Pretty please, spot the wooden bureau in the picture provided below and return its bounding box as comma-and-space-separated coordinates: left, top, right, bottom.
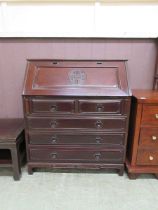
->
22, 60, 131, 175
126, 90, 158, 179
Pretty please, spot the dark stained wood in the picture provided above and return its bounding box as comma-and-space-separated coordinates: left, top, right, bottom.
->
23, 60, 131, 175
29, 146, 124, 163
28, 132, 125, 146
0, 119, 24, 140
126, 90, 158, 179
30, 98, 75, 114
23, 60, 131, 97
78, 99, 125, 114
0, 119, 25, 180
27, 116, 127, 131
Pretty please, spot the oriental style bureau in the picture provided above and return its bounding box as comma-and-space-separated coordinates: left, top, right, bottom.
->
22, 60, 131, 175
126, 90, 158, 179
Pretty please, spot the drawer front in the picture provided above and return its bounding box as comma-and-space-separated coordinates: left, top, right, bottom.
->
27, 117, 126, 131
79, 99, 124, 114
142, 105, 158, 125
139, 127, 158, 147
29, 147, 124, 163
28, 132, 125, 145
30, 99, 75, 114
137, 149, 158, 165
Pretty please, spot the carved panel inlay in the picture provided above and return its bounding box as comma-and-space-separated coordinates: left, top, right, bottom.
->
68, 70, 87, 85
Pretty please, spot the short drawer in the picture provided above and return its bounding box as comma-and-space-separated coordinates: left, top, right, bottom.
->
78, 99, 125, 114
28, 132, 125, 145
137, 149, 158, 165
139, 127, 158, 147
27, 117, 126, 131
30, 98, 75, 114
29, 147, 124, 163
141, 105, 158, 125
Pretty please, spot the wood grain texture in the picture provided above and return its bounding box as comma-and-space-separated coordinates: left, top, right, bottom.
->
0, 38, 157, 118
126, 90, 158, 179
23, 59, 131, 174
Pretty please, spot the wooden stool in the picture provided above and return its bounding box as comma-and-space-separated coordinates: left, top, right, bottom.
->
0, 119, 25, 180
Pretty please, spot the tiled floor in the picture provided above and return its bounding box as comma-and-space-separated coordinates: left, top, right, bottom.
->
0, 167, 158, 210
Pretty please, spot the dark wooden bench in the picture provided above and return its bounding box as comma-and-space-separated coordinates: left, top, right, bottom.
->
0, 119, 25, 180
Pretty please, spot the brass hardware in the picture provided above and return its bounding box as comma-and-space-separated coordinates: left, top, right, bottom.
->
149, 156, 154, 161
152, 136, 157, 141
155, 114, 158, 119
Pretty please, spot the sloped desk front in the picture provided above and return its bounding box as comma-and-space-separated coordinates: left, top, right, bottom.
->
23, 60, 131, 175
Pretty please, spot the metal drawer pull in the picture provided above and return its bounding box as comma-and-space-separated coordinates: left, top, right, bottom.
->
95, 137, 102, 144
155, 114, 158, 119
51, 136, 57, 144
96, 104, 104, 112
149, 156, 154, 161
152, 136, 157, 141
94, 152, 101, 161
95, 120, 103, 129
50, 105, 57, 112
50, 153, 57, 159
50, 120, 57, 128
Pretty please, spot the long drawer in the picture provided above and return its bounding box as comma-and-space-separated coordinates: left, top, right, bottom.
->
27, 117, 127, 131
29, 146, 124, 163
28, 132, 125, 145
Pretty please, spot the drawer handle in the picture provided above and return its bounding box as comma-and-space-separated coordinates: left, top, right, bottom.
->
94, 152, 101, 161
96, 104, 104, 112
51, 136, 57, 144
152, 136, 157, 141
50, 105, 57, 112
50, 152, 57, 159
155, 114, 158, 119
50, 120, 57, 128
149, 155, 154, 161
95, 137, 102, 144
95, 120, 103, 129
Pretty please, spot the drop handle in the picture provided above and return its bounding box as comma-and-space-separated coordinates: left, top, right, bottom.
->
96, 104, 104, 112
155, 114, 158, 119
94, 152, 101, 161
152, 136, 157, 141
50, 120, 57, 128
50, 104, 57, 112
149, 155, 154, 161
95, 120, 103, 129
50, 152, 57, 159
51, 136, 57, 144
95, 137, 102, 144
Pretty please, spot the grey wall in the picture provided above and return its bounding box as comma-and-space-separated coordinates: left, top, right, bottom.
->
0, 38, 157, 118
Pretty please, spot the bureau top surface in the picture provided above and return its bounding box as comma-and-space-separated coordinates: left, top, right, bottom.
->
0, 119, 24, 140
23, 60, 131, 97
132, 89, 158, 103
